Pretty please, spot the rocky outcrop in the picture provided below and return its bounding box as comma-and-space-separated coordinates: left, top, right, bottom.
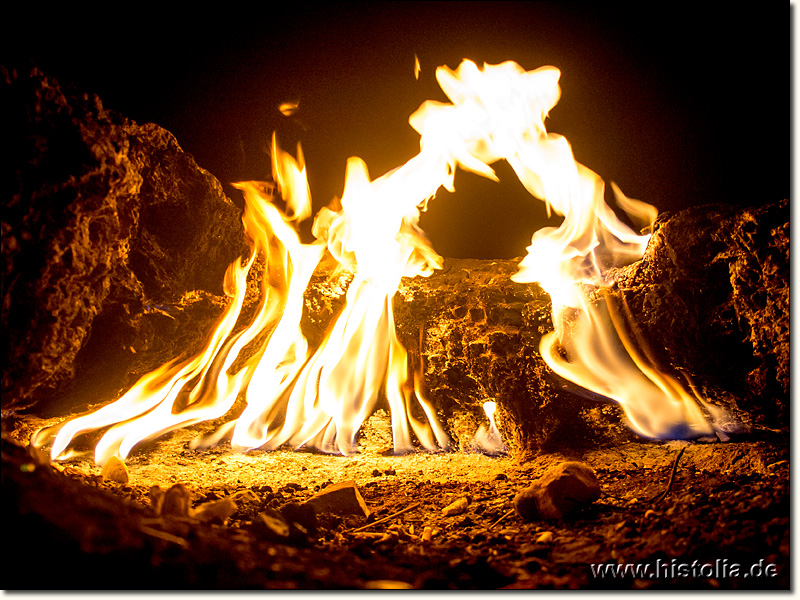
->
2, 66, 788, 456
1, 66, 246, 416
608, 199, 789, 429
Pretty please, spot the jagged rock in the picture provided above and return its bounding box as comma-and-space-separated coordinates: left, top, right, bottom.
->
608, 199, 789, 429
392, 258, 614, 453
1, 65, 247, 416
2, 66, 787, 457
304, 480, 370, 518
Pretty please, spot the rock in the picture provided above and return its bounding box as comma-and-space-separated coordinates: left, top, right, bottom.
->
280, 502, 318, 538
442, 497, 469, 516
1, 65, 246, 416
100, 456, 129, 484
160, 483, 192, 518
513, 462, 600, 521
363, 580, 414, 590
303, 480, 370, 518
608, 199, 789, 430
191, 497, 237, 524
535, 531, 554, 544
250, 509, 291, 541
250, 504, 316, 546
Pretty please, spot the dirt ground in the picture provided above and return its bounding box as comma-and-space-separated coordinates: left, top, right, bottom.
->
2, 410, 790, 591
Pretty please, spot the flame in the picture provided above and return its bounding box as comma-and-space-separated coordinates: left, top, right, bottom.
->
472, 401, 508, 455
36, 58, 725, 466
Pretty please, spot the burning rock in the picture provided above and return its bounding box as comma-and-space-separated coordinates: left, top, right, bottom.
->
5, 61, 788, 463
608, 199, 789, 430
1, 65, 246, 416
513, 461, 600, 521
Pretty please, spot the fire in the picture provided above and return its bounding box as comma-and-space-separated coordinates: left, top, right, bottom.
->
472, 401, 508, 455
35, 58, 723, 465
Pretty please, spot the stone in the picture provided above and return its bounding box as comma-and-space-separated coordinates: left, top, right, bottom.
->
513, 461, 601, 521
442, 497, 469, 516
250, 509, 291, 541
1, 65, 247, 416
303, 480, 370, 518
100, 456, 129, 484
608, 199, 789, 430
159, 483, 192, 518
191, 497, 237, 523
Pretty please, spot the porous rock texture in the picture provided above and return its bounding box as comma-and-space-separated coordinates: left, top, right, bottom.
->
1, 65, 247, 417
1, 65, 789, 458
607, 199, 789, 430
301, 200, 790, 454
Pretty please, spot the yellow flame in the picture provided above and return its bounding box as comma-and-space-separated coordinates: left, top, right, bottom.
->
472, 400, 507, 455
37, 58, 723, 465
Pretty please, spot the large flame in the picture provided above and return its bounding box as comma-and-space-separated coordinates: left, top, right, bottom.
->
36, 59, 722, 465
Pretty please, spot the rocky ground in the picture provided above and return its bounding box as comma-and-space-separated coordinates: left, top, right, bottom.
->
3, 411, 789, 591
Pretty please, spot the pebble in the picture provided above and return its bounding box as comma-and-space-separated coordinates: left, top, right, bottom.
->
535, 531, 554, 544
513, 461, 601, 521
304, 480, 370, 518
100, 456, 129, 484
442, 497, 469, 516
191, 497, 237, 523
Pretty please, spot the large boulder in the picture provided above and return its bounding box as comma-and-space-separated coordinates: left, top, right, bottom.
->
1, 65, 247, 417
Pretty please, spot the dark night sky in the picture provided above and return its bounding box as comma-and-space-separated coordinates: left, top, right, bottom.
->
4, 2, 789, 259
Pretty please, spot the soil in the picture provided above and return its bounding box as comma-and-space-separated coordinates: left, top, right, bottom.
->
2, 410, 790, 591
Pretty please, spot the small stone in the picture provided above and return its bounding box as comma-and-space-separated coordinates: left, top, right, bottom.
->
281, 502, 318, 537
513, 461, 600, 521
251, 509, 291, 540
303, 480, 370, 518
535, 531, 554, 544
161, 483, 192, 517
100, 456, 129, 484
191, 497, 237, 523
363, 580, 414, 589
421, 526, 434, 542
149, 485, 165, 514
442, 497, 469, 516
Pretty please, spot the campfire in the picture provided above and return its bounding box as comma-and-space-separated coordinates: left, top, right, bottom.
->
2, 45, 788, 591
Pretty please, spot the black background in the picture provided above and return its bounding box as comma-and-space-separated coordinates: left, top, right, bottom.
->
3, 2, 789, 258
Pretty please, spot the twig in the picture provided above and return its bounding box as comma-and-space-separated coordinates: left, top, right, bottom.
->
139, 524, 189, 547
599, 445, 687, 508
346, 502, 421, 533
488, 508, 515, 529
645, 445, 686, 505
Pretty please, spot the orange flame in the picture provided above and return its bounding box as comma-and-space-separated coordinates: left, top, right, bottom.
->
35, 58, 725, 466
